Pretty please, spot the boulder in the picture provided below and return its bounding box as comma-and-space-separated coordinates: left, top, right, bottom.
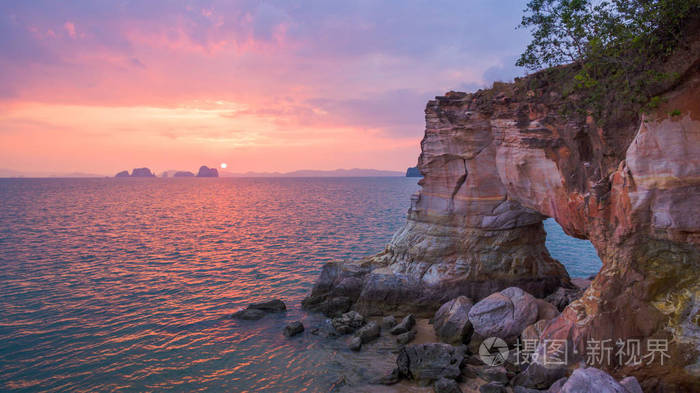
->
468, 287, 538, 342
512, 362, 567, 390
619, 376, 643, 393
434, 377, 463, 393
513, 387, 543, 393
397, 343, 465, 383
283, 321, 304, 337
390, 314, 416, 335
396, 329, 416, 345
248, 299, 286, 312
560, 367, 627, 393
331, 311, 364, 334
547, 377, 567, 393
231, 308, 267, 320
535, 299, 559, 321
348, 336, 362, 351
381, 315, 398, 329
355, 321, 380, 343
433, 296, 474, 344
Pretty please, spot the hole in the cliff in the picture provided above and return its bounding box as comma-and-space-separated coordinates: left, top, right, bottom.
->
543, 218, 602, 278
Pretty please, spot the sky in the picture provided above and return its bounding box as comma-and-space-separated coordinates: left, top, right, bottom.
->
0, 0, 531, 175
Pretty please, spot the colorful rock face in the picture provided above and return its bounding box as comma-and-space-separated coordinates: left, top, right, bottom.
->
305, 23, 700, 391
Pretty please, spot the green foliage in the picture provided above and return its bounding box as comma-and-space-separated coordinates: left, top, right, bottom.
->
517, 0, 700, 123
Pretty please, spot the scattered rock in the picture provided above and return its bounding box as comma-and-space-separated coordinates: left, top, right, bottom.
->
248, 299, 286, 312
348, 336, 362, 351
560, 367, 627, 393
619, 376, 643, 393
355, 321, 380, 343
434, 377, 463, 393
231, 308, 267, 320
513, 387, 542, 393
397, 343, 465, 383
382, 315, 398, 329
433, 296, 474, 344
283, 321, 304, 337
479, 382, 506, 393
390, 314, 416, 335
468, 287, 538, 342
323, 296, 353, 317
396, 329, 416, 345
331, 311, 364, 334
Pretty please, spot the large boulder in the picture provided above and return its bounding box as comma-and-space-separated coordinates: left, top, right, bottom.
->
390, 314, 416, 335
468, 287, 538, 342
397, 343, 466, 383
231, 308, 267, 320
355, 321, 380, 343
248, 299, 286, 312
433, 296, 474, 344
283, 321, 304, 337
559, 367, 627, 393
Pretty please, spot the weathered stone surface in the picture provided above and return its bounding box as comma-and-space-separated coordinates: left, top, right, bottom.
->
521, 319, 549, 342
397, 343, 465, 383
396, 329, 416, 345
434, 296, 474, 344
547, 377, 567, 393
355, 321, 380, 344
248, 299, 286, 312
331, 311, 364, 335
468, 287, 538, 342
476, 366, 509, 384
512, 362, 567, 390
372, 367, 401, 385
544, 287, 582, 312
390, 314, 416, 335
560, 367, 627, 393
434, 377, 463, 393
283, 321, 304, 337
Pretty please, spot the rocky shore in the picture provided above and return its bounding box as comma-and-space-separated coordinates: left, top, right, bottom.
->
301, 20, 700, 392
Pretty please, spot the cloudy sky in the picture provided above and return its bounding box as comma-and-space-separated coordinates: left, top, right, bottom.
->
0, 0, 531, 175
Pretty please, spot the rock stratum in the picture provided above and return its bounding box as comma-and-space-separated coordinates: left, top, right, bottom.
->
304, 22, 700, 391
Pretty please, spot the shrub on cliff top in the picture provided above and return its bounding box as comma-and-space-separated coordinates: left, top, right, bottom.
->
517, 0, 700, 123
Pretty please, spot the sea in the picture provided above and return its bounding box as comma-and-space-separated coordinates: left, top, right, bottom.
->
0, 177, 601, 392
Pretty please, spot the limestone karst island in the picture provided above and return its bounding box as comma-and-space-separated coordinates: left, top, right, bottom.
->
0, 1, 698, 392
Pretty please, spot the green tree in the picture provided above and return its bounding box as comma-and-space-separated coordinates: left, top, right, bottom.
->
517, 0, 699, 121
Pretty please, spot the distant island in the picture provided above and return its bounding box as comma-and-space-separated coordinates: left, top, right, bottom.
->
115, 168, 155, 177
405, 167, 422, 177
196, 166, 219, 177
173, 171, 194, 177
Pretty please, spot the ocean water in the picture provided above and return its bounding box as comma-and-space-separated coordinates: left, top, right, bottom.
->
0, 178, 601, 392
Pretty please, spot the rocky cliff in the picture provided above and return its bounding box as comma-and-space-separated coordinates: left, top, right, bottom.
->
304, 21, 699, 391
